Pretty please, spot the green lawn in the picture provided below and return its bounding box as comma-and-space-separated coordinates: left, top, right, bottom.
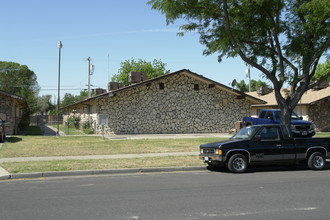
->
1, 156, 204, 174
0, 136, 221, 173
0, 136, 222, 158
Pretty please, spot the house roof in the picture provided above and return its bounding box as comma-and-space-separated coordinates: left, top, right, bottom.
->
246, 86, 330, 107
61, 69, 266, 110
0, 90, 26, 102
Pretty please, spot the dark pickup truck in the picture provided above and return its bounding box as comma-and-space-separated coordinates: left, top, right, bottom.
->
199, 124, 330, 173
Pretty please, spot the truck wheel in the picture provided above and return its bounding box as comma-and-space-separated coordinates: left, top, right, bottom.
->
308, 152, 325, 170
228, 154, 248, 173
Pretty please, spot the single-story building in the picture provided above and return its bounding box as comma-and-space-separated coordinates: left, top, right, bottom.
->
0, 90, 29, 134
62, 69, 265, 134
246, 83, 330, 131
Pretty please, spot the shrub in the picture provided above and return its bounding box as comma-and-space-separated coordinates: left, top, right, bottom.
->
67, 115, 80, 129
82, 120, 94, 134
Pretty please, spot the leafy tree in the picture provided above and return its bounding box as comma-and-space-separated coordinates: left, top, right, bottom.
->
0, 61, 40, 113
235, 80, 249, 92
149, 0, 330, 126
235, 79, 271, 92
111, 58, 170, 86
35, 95, 55, 115
313, 58, 330, 82
56, 91, 92, 111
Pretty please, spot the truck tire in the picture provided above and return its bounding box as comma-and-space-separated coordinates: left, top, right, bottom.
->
228, 154, 248, 173
308, 152, 325, 170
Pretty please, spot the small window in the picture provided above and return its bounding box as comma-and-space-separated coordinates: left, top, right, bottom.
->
159, 83, 164, 90
194, 84, 199, 90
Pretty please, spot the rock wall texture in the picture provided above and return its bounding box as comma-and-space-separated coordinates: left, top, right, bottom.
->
95, 73, 251, 134
0, 94, 23, 134
309, 98, 330, 132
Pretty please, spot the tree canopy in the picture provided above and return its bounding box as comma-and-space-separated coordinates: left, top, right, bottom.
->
313, 58, 330, 82
149, 0, 330, 125
235, 79, 271, 93
0, 61, 40, 113
111, 58, 170, 86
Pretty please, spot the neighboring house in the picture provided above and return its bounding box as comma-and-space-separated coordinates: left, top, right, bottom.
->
62, 69, 265, 134
0, 90, 28, 135
246, 83, 330, 131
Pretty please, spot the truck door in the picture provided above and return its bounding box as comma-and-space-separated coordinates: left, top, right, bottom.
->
250, 126, 284, 162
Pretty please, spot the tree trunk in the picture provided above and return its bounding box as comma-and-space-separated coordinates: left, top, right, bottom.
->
274, 90, 293, 127
279, 105, 292, 127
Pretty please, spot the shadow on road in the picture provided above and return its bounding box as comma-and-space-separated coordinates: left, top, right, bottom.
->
207, 162, 330, 174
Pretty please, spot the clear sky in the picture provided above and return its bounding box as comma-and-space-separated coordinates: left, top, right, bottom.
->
1, 0, 262, 101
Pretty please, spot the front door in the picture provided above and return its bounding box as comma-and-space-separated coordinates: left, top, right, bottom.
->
250, 126, 283, 162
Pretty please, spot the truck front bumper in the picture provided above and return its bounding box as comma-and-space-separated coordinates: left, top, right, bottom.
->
199, 154, 224, 163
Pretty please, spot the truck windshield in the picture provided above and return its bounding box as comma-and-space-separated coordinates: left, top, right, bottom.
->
273, 111, 301, 120
231, 126, 259, 140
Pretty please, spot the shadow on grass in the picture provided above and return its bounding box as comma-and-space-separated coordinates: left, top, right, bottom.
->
6, 137, 23, 143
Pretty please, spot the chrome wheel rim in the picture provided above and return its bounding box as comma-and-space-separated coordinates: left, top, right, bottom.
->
233, 158, 245, 171
313, 156, 324, 169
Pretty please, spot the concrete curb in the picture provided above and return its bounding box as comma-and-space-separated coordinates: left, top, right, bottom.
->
0, 166, 10, 180
2, 166, 206, 180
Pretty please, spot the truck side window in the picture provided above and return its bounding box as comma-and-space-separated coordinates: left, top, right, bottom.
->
266, 111, 274, 120
259, 111, 266, 118
257, 127, 280, 141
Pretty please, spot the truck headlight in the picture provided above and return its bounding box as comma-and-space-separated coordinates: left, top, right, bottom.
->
214, 149, 222, 155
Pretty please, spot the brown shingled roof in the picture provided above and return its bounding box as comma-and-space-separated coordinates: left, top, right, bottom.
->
246, 86, 330, 107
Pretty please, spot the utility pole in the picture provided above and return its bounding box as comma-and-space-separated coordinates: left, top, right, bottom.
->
87, 56, 91, 98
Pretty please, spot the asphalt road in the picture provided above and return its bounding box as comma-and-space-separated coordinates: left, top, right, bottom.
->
1, 167, 330, 220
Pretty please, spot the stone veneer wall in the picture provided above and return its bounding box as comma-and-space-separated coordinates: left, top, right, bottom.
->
0, 94, 18, 134
309, 98, 330, 132
96, 73, 251, 134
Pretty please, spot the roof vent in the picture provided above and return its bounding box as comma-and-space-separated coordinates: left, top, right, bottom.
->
128, 72, 148, 84
108, 82, 123, 91
313, 81, 329, 90
256, 86, 273, 96
95, 88, 107, 95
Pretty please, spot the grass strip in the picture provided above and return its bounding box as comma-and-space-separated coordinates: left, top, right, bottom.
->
0, 156, 204, 174
0, 136, 222, 158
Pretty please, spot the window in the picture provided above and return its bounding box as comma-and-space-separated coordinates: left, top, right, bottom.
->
159, 83, 164, 90
257, 127, 280, 141
194, 84, 199, 90
265, 111, 274, 120
259, 111, 266, 118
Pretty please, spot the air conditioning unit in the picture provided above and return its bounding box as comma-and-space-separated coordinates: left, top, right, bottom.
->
108, 82, 123, 91
128, 72, 148, 84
